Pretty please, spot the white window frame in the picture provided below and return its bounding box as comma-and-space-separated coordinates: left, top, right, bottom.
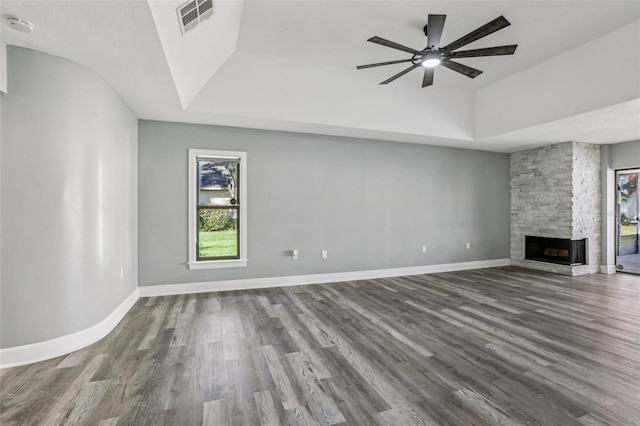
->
188, 149, 248, 269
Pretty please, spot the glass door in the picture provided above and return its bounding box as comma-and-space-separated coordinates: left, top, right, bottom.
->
616, 169, 640, 274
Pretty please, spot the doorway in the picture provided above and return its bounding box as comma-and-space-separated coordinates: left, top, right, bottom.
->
616, 168, 640, 274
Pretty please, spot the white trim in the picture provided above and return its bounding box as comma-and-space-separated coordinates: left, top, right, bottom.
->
139, 258, 511, 297
0, 259, 510, 368
188, 259, 248, 269
0, 288, 140, 369
600, 265, 617, 274
188, 149, 248, 270
0, 42, 7, 94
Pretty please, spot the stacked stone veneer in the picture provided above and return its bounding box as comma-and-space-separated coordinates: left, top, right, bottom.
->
511, 142, 601, 275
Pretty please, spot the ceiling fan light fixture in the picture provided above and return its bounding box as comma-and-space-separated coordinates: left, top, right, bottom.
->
357, 14, 517, 88
421, 51, 441, 68
421, 58, 441, 68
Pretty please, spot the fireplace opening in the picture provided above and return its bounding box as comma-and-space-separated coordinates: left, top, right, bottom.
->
525, 236, 587, 265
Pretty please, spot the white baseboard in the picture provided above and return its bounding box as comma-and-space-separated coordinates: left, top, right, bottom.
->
139, 258, 511, 297
600, 265, 617, 274
0, 258, 510, 368
0, 288, 140, 369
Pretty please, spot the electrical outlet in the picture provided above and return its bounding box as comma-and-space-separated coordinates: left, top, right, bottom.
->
422, 245, 427, 253
120, 267, 124, 279
466, 242, 471, 250
321, 250, 328, 259
292, 249, 299, 260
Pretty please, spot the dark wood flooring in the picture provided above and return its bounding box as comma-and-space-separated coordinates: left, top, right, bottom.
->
1, 266, 639, 425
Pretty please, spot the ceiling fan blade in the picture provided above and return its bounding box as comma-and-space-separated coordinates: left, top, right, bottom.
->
356, 59, 413, 70
441, 60, 483, 78
422, 67, 435, 87
426, 14, 446, 50
443, 16, 511, 52
450, 44, 518, 58
380, 64, 420, 84
368, 36, 422, 55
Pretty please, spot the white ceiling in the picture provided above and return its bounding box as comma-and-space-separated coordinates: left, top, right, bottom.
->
1, 0, 639, 152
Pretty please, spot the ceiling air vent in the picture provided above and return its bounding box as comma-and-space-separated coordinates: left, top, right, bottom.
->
177, 0, 214, 35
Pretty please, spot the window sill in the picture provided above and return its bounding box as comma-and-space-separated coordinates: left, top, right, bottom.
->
188, 259, 248, 270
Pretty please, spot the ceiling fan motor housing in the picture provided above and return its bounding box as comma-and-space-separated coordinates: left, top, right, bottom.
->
412, 50, 443, 66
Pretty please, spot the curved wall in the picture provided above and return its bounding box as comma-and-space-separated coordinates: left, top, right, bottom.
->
0, 47, 138, 349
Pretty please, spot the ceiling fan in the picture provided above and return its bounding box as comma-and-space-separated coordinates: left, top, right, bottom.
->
357, 14, 518, 88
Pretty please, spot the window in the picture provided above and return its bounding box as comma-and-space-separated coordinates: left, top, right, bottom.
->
188, 149, 247, 269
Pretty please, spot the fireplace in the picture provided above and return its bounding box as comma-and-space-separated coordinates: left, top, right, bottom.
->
525, 236, 587, 266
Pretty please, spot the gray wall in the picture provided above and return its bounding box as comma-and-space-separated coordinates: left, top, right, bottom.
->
138, 121, 510, 286
0, 47, 138, 348
600, 140, 640, 267
607, 140, 640, 170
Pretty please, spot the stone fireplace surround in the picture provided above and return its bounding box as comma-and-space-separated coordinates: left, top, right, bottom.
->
511, 142, 601, 275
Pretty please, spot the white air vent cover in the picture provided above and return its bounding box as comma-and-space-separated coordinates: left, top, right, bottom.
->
177, 0, 214, 35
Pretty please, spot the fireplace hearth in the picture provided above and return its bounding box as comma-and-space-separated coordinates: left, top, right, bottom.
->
525, 236, 587, 266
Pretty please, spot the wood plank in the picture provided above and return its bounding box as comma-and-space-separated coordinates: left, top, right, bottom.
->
261, 345, 302, 410
285, 351, 345, 424
202, 399, 229, 426
273, 304, 332, 379
254, 390, 283, 426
